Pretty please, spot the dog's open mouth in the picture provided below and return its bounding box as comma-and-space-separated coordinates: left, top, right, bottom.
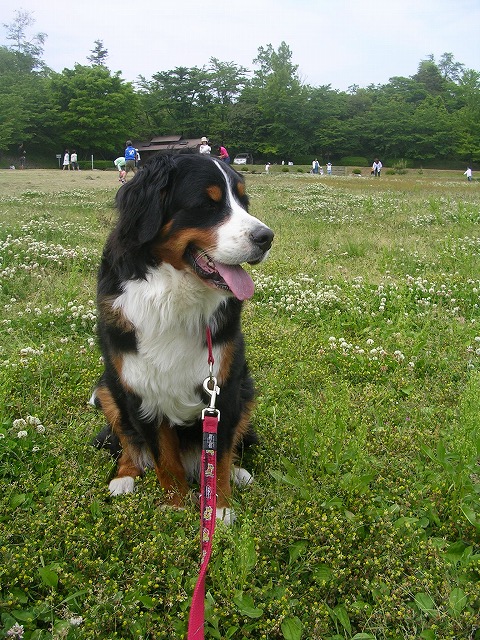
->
185, 247, 255, 300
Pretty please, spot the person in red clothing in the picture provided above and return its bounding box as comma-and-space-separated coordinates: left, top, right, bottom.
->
218, 145, 230, 164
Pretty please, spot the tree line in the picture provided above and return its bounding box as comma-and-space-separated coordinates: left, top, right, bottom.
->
1, 10, 479, 166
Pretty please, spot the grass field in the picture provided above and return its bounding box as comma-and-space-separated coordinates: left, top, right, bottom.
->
0, 168, 479, 640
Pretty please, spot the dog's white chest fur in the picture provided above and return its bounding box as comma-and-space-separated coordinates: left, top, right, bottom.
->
114, 264, 224, 425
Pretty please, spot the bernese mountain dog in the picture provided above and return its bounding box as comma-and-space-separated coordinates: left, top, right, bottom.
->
91, 153, 274, 524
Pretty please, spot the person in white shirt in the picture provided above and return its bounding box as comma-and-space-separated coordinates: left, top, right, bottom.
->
372, 158, 383, 177
199, 136, 211, 155
464, 167, 473, 182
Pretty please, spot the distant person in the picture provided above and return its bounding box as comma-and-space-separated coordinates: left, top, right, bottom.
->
312, 159, 319, 174
63, 149, 70, 170
19, 150, 26, 169
124, 140, 137, 177
135, 149, 141, 168
199, 137, 211, 155
265, 162, 270, 174
464, 167, 473, 182
118, 167, 127, 184
114, 156, 126, 172
218, 145, 230, 164
372, 158, 382, 177
70, 150, 79, 170
326, 162, 332, 175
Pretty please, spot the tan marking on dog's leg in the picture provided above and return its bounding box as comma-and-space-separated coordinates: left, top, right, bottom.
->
217, 341, 235, 386
96, 385, 143, 494
216, 451, 233, 510
232, 401, 255, 450
154, 421, 189, 508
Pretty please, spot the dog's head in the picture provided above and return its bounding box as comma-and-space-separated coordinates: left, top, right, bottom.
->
107, 153, 273, 300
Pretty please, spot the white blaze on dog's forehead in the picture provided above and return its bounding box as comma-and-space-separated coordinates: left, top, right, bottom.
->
212, 160, 271, 262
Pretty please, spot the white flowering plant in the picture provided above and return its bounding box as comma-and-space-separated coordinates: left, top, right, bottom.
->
0, 171, 479, 639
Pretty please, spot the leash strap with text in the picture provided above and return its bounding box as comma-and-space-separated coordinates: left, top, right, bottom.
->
187, 328, 219, 640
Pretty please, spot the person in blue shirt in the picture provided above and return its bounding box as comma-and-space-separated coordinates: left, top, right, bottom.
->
124, 140, 137, 177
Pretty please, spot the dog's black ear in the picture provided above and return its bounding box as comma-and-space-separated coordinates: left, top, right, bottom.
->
115, 154, 175, 246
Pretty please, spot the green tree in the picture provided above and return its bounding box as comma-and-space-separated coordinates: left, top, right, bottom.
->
250, 42, 309, 158
454, 69, 480, 162
207, 57, 249, 141
410, 96, 456, 161
0, 46, 56, 155
413, 58, 447, 95
137, 66, 211, 137
49, 64, 138, 156
2, 9, 47, 71
87, 40, 109, 67
437, 52, 465, 83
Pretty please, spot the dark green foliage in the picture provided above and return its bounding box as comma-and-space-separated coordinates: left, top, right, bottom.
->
1, 23, 480, 167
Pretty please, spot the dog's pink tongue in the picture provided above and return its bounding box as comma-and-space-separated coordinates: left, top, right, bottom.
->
215, 263, 255, 300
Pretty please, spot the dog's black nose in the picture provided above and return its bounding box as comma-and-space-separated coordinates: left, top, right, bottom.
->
251, 226, 274, 252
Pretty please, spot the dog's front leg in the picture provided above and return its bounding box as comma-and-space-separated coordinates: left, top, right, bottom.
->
155, 421, 189, 508
215, 451, 235, 524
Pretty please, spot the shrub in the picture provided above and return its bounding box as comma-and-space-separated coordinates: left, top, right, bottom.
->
385, 168, 396, 175
352, 168, 362, 175
78, 160, 115, 171
339, 156, 369, 166
282, 167, 290, 173
392, 159, 408, 174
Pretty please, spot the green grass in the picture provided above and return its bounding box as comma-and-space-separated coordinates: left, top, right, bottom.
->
0, 170, 479, 639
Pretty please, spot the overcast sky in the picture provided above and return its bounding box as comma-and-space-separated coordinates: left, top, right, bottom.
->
2, 0, 479, 91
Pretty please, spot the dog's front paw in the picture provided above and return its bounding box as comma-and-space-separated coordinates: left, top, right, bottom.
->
216, 507, 236, 525
109, 476, 135, 496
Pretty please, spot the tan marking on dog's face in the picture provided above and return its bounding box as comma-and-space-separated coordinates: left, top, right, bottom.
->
154, 226, 217, 271
236, 182, 246, 198
206, 185, 223, 202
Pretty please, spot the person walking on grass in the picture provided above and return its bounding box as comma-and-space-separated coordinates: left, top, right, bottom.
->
464, 167, 473, 182
62, 150, 70, 170
372, 158, 382, 177
71, 150, 79, 171
124, 140, 137, 177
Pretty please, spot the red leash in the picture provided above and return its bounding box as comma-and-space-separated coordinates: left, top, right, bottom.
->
187, 328, 220, 640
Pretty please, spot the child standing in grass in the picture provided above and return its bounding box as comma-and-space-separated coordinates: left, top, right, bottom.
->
62, 149, 70, 170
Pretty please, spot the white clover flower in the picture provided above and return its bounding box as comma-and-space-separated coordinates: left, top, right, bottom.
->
69, 616, 83, 627
6, 623, 24, 638
26, 415, 41, 426
32, 446, 40, 452
17, 430, 28, 438
35, 424, 46, 434
13, 418, 27, 429
366, 338, 374, 346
